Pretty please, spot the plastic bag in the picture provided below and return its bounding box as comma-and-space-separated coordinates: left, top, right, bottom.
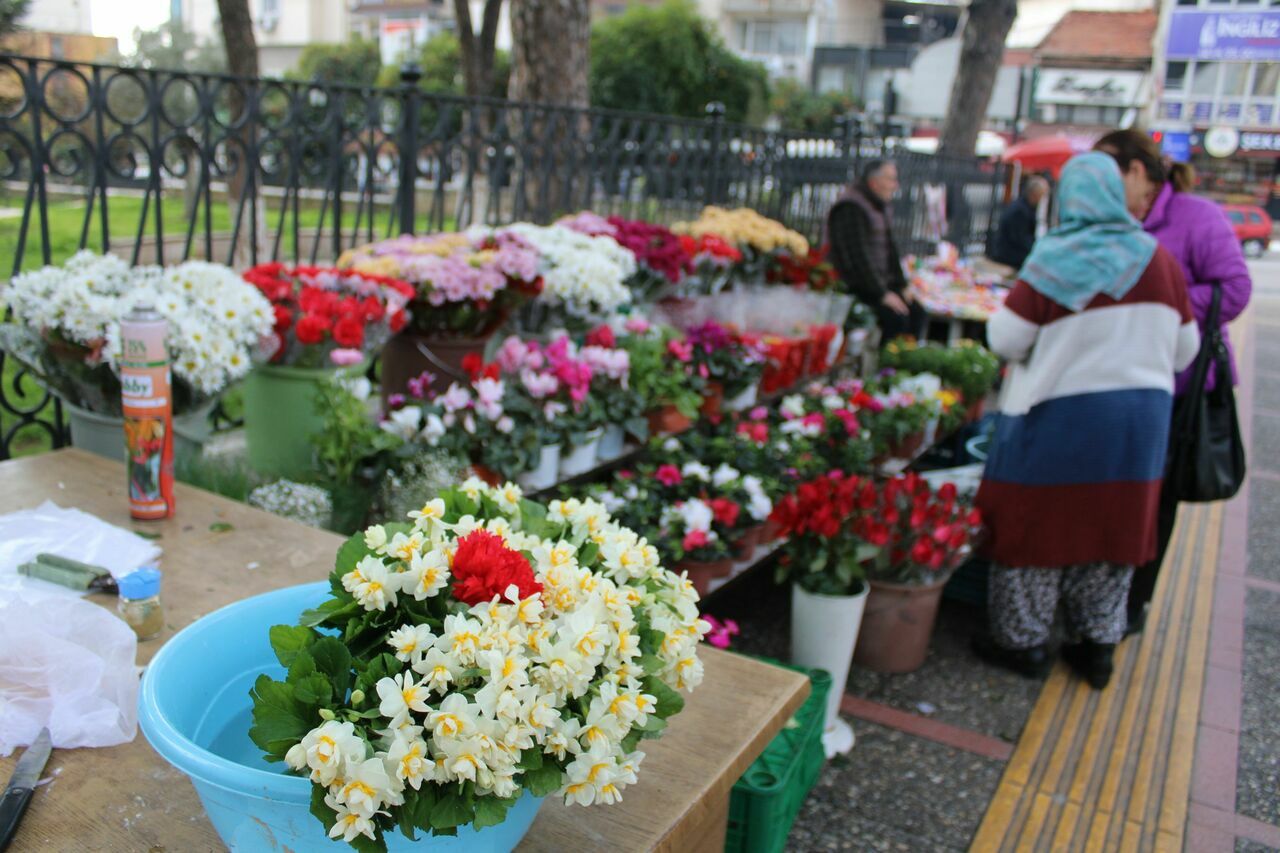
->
0, 501, 162, 594
0, 586, 139, 756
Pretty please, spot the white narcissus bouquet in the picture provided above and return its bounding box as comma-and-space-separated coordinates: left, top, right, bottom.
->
0, 251, 273, 415
250, 479, 709, 851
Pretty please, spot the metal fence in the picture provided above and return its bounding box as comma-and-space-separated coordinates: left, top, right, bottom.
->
0, 53, 1005, 459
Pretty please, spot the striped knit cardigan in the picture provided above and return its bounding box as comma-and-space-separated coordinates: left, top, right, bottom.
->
976, 246, 1201, 569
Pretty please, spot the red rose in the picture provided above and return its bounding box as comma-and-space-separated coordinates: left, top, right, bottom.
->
937, 482, 958, 502
450, 530, 542, 605
332, 314, 365, 349
294, 313, 331, 345
910, 538, 935, 565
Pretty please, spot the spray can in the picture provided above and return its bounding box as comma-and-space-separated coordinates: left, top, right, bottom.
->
120, 304, 175, 519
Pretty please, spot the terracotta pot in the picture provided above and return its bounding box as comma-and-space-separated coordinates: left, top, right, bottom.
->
647, 405, 692, 436
762, 518, 782, 543
853, 576, 949, 674
964, 399, 985, 424
699, 381, 724, 420
731, 531, 755, 561
380, 332, 489, 401
887, 430, 926, 461
470, 463, 504, 487
675, 557, 734, 596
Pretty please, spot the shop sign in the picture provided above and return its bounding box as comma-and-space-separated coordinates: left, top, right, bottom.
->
1240, 131, 1280, 153
1167, 10, 1280, 61
1161, 132, 1192, 163
1204, 126, 1240, 158
1034, 70, 1145, 106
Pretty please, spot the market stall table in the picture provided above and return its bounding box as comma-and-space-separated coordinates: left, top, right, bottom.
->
0, 449, 809, 852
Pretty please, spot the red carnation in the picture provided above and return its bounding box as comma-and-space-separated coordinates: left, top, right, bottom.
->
389, 309, 407, 333
655, 464, 683, 487
295, 313, 331, 345
272, 304, 293, 331
585, 325, 616, 349
332, 314, 365, 349
450, 530, 542, 605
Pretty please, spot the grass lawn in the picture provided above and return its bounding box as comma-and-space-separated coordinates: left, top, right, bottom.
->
0, 191, 399, 272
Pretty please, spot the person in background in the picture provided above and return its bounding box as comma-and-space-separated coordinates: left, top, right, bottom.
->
827, 159, 924, 341
973, 153, 1200, 689
1093, 129, 1252, 634
990, 176, 1050, 270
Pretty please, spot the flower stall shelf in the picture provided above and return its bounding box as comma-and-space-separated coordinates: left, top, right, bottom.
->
771, 471, 874, 758
2, 446, 811, 852
242, 263, 413, 481
338, 232, 542, 400
0, 252, 272, 462
852, 475, 983, 673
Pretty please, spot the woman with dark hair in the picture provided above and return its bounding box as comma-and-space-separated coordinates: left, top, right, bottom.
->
826, 159, 924, 340
1094, 129, 1252, 633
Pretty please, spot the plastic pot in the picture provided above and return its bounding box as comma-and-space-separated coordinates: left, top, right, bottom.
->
791, 582, 868, 757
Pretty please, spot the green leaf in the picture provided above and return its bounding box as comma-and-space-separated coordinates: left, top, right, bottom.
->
293, 673, 333, 707
637, 653, 666, 676
522, 762, 564, 798
208, 521, 234, 533
335, 531, 375, 576
310, 781, 337, 831
639, 627, 666, 655
472, 795, 517, 829
288, 649, 317, 681
248, 675, 311, 759
430, 787, 475, 830
642, 675, 686, 719
397, 787, 434, 841
622, 727, 645, 754
310, 636, 353, 699
578, 541, 600, 566
517, 748, 544, 771
300, 598, 358, 628
637, 716, 668, 738
269, 624, 315, 668
348, 832, 386, 853
132, 529, 162, 540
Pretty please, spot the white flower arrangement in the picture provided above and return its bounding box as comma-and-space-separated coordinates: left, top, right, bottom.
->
0, 251, 273, 412
499, 223, 635, 321
252, 480, 709, 850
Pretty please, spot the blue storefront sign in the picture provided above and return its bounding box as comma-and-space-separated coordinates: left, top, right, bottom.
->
1161, 132, 1192, 163
1167, 10, 1280, 61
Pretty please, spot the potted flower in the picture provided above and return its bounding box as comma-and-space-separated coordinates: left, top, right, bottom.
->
242, 263, 414, 479
766, 245, 839, 291
660, 498, 734, 595
337, 231, 542, 400
621, 324, 706, 435
140, 480, 709, 852
0, 251, 272, 461
672, 206, 809, 286
770, 470, 876, 757
881, 338, 1000, 422
864, 380, 937, 464
676, 233, 743, 295
683, 321, 767, 416
852, 475, 983, 673
558, 213, 693, 303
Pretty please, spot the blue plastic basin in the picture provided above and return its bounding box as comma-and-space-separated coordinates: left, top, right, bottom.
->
138, 581, 544, 851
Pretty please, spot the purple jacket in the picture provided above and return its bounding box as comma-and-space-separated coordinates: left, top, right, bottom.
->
1144, 183, 1252, 394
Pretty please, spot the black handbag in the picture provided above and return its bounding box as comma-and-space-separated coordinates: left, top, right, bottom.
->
1167, 285, 1247, 503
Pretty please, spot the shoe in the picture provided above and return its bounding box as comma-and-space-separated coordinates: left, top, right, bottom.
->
1061, 641, 1116, 689
1124, 605, 1147, 638
971, 634, 1053, 679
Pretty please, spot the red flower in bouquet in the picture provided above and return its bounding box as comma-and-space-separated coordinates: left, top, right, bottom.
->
682, 530, 710, 552
295, 313, 331, 345
585, 325, 616, 349
655, 464, 683, 487
272, 305, 293, 331
332, 314, 365, 349
450, 530, 542, 605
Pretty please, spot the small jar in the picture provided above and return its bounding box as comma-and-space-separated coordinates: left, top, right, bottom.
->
117, 566, 164, 640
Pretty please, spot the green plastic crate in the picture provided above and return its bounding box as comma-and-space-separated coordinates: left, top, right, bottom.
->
725, 660, 831, 853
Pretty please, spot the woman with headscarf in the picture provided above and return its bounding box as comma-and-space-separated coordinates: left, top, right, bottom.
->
972, 153, 1201, 689
1093, 129, 1252, 634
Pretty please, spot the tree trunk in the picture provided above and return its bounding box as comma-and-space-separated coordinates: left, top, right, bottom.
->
508, 0, 590, 108
215, 0, 267, 265
506, 0, 591, 221
936, 0, 1017, 159
455, 0, 503, 99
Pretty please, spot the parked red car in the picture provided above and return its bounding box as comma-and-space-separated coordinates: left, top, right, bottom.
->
1222, 203, 1272, 258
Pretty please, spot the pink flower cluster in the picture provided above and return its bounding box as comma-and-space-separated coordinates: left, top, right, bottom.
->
357, 233, 540, 306
557, 211, 617, 238
494, 332, 630, 412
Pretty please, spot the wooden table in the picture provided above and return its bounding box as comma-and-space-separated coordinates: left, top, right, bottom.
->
0, 449, 809, 852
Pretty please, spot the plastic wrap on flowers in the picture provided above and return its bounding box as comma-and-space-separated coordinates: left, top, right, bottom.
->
249, 479, 711, 851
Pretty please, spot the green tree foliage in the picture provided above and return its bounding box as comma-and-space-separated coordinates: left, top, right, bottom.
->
770, 78, 858, 134
116, 20, 226, 72
291, 36, 382, 87
0, 0, 31, 38
375, 31, 511, 97
589, 0, 769, 123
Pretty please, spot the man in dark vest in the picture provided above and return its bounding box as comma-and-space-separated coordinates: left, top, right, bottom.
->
990, 176, 1049, 270
826, 159, 923, 342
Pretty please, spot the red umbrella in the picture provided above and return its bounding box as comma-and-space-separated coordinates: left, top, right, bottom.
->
1002, 135, 1089, 179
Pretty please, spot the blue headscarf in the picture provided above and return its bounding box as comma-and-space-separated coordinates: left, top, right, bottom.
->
1019, 151, 1158, 311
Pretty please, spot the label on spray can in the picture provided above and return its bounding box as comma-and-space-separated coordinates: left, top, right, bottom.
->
121, 305, 175, 519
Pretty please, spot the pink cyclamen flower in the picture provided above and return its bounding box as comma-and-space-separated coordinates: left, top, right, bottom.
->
406, 370, 437, 400
655, 464, 683, 487
329, 347, 364, 366
748, 406, 769, 421
624, 316, 651, 334
666, 339, 693, 363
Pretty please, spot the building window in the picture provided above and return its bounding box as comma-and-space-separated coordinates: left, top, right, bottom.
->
735, 19, 806, 57
170, 0, 182, 23
1221, 63, 1249, 96
261, 0, 280, 17
1166, 61, 1188, 92
1191, 62, 1220, 96
1254, 62, 1280, 97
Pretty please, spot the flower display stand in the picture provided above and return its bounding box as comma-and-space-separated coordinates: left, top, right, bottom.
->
790, 583, 867, 758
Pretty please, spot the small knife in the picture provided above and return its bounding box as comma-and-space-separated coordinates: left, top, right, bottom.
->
0, 727, 52, 852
